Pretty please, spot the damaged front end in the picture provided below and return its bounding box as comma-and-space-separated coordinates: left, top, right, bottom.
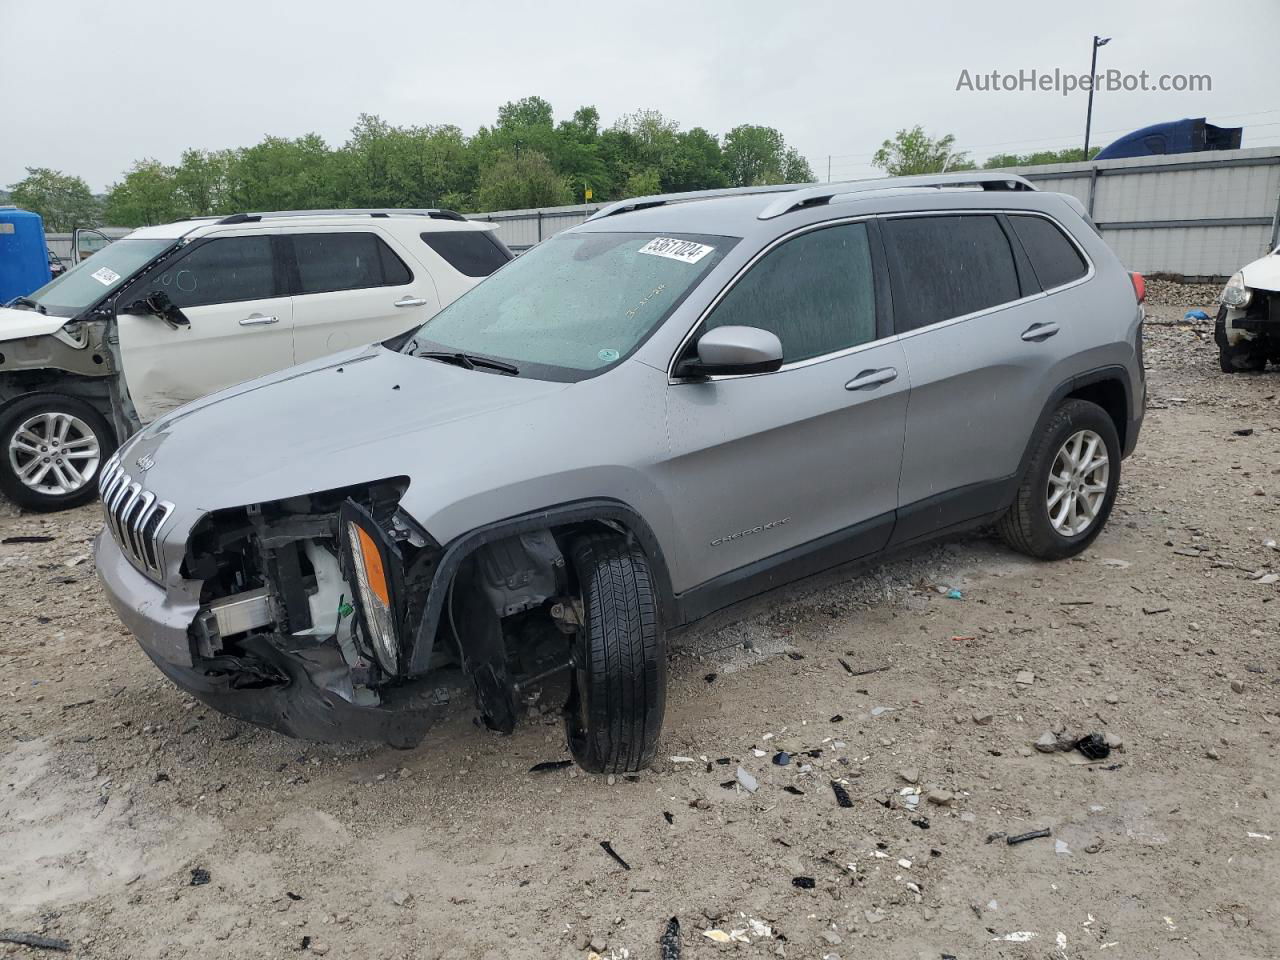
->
167, 480, 580, 747
1215, 263, 1280, 373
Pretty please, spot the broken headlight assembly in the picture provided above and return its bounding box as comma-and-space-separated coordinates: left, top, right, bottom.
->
1220, 271, 1252, 308
340, 500, 406, 676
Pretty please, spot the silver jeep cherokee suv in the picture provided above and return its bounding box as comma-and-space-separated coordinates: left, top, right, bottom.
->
95, 173, 1146, 772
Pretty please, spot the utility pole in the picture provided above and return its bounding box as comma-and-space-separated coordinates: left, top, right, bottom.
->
827, 156, 831, 183
1083, 35, 1111, 160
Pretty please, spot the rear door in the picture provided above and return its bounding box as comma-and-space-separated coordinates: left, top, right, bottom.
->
284, 229, 437, 361
883, 211, 1086, 543
117, 233, 294, 422
660, 220, 910, 603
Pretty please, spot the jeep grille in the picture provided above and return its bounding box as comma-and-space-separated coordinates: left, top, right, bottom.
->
99, 455, 174, 581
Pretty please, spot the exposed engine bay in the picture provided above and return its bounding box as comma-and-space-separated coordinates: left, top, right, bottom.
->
179, 480, 586, 747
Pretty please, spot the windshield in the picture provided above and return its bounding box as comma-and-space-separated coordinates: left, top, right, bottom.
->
404, 230, 735, 379
22, 239, 175, 317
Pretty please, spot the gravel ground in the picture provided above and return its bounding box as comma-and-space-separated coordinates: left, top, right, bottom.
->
1, 284, 1277, 960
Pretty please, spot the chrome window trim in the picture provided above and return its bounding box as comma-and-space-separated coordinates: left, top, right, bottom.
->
666, 207, 1095, 383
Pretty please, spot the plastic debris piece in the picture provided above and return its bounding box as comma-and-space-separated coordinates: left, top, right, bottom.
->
528, 759, 574, 773
946, 588, 963, 600
660, 916, 681, 959
772, 751, 791, 766
1055, 839, 1070, 854
1247, 832, 1272, 840
912, 816, 931, 829
190, 867, 211, 886
702, 929, 732, 943
791, 876, 816, 889
783, 785, 804, 796
1007, 828, 1051, 845
870, 706, 894, 717
0, 932, 71, 952
735, 767, 759, 793
992, 931, 1038, 943
599, 840, 631, 870
751, 748, 767, 758
1074, 733, 1111, 760
1184, 309, 1211, 321
838, 657, 855, 674
663, 811, 674, 825
669, 756, 696, 764
704, 673, 717, 683
829, 714, 844, 722
830, 781, 853, 808
1, 535, 56, 545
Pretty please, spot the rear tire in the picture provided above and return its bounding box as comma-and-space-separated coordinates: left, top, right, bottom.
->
564, 532, 666, 774
0, 393, 115, 512
998, 399, 1120, 561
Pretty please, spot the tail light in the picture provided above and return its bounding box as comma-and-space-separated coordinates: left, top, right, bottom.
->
1130, 271, 1146, 304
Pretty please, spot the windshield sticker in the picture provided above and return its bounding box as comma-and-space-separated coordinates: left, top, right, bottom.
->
91, 267, 121, 286
638, 237, 714, 264
598, 348, 620, 363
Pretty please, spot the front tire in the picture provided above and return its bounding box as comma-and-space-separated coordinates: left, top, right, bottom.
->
998, 399, 1120, 560
0, 393, 115, 511
564, 532, 666, 774
1215, 308, 1267, 373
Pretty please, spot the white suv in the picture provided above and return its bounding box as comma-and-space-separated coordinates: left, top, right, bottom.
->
0, 210, 512, 510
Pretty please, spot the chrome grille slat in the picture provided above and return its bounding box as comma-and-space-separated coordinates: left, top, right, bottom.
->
98, 454, 175, 581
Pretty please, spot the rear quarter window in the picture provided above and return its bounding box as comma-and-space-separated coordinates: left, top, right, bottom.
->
1008, 214, 1089, 290
420, 230, 512, 278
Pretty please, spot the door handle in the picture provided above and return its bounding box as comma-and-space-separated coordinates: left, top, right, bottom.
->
845, 367, 898, 391
1021, 322, 1059, 342
239, 314, 278, 326
394, 297, 429, 308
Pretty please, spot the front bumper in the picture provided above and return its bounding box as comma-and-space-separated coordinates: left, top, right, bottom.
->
95, 529, 435, 747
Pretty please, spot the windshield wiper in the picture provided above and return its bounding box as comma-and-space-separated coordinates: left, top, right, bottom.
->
8, 296, 46, 314
419, 350, 519, 375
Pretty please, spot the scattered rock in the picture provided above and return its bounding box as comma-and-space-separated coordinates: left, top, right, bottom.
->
927, 789, 956, 806
1231, 679, 1246, 694
972, 711, 994, 725
1014, 670, 1035, 685
389, 889, 413, 907
897, 767, 920, 784
1034, 732, 1058, 753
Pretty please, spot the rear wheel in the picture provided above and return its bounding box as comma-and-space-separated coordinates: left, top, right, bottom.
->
998, 399, 1120, 560
0, 394, 115, 511
564, 532, 665, 773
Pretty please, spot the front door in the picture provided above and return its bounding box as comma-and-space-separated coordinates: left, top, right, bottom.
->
117, 233, 294, 422
282, 229, 438, 362
658, 220, 910, 609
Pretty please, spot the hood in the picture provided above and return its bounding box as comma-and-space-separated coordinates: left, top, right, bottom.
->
120, 345, 570, 513
1239, 251, 1280, 293
0, 306, 69, 340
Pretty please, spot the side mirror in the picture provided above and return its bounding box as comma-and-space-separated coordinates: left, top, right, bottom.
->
675, 325, 784, 378
122, 290, 189, 328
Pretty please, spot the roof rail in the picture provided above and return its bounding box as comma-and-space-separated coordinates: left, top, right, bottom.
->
756, 172, 1037, 220
213, 208, 466, 225
585, 183, 808, 222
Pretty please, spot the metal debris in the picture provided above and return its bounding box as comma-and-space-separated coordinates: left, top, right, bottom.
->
0, 932, 71, 952
830, 781, 853, 808
528, 759, 574, 773
1007, 828, 1052, 845
791, 876, 816, 889
660, 916, 681, 959
599, 840, 631, 871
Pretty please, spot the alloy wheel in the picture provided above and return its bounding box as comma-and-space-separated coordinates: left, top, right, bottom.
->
1046, 428, 1110, 537
7, 412, 102, 496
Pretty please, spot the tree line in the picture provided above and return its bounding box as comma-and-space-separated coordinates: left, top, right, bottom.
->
7, 108, 1102, 232
7, 97, 815, 230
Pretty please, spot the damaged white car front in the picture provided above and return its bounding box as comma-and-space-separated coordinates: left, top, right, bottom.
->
1215, 247, 1280, 372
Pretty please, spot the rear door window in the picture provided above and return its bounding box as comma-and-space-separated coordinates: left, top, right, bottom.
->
159, 236, 277, 308
881, 215, 1021, 333
420, 230, 512, 277
703, 221, 877, 363
290, 232, 413, 295
1008, 214, 1088, 290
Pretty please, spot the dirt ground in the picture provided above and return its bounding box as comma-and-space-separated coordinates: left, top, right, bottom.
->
2, 284, 1277, 960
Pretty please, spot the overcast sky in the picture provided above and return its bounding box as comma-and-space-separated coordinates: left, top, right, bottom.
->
2, 0, 1275, 192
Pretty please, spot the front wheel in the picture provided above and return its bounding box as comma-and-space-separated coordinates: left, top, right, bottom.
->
1215, 308, 1267, 373
564, 532, 666, 773
998, 399, 1120, 560
0, 394, 115, 511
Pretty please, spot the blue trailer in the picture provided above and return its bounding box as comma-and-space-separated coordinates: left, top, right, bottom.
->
0, 207, 52, 303
1094, 118, 1243, 160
